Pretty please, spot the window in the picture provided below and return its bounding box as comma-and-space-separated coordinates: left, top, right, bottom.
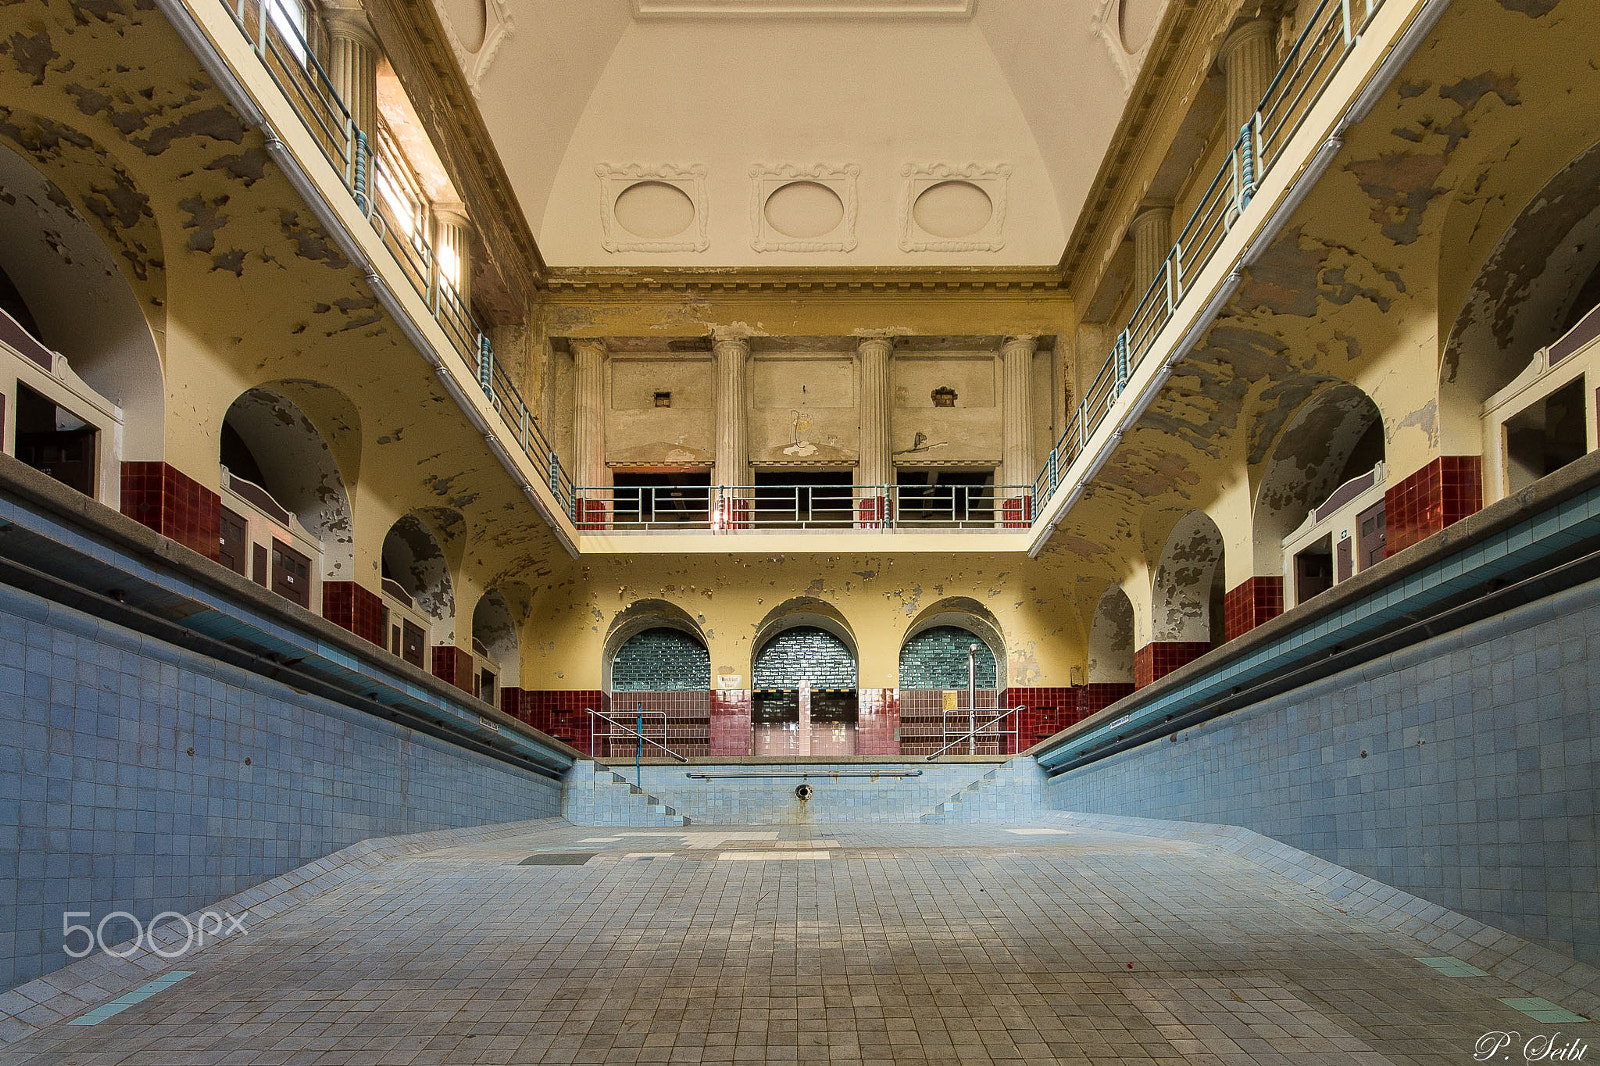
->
1294, 534, 1333, 604
219, 507, 248, 577
264, 0, 308, 65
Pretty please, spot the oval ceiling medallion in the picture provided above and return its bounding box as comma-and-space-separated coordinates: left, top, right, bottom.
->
912, 180, 993, 239
613, 181, 696, 239
444, 0, 487, 52
1118, 0, 1162, 52
763, 181, 845, 239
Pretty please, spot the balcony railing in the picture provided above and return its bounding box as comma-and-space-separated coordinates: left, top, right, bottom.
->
1034, 0, 1385, 507
573, 483, 1034, 532
217, 0, 574, 513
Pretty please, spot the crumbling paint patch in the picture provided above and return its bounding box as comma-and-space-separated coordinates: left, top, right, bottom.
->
206, 149, 267, 186
1343, 152, 1448, 246
178, 193, 228, 253
278, 209, 349, 269
129, 105, 245, 155
6, 30, 58, 86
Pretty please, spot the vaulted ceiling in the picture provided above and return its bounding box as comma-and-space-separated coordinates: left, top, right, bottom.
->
431, 0, 1168, 267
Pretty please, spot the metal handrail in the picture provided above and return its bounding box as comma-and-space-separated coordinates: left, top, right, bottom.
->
214, 0, 574, 516
1031, 0, 1386, 511
585, 708, 689, 763
924, 706, 1022, 761
573, 483, 1035, 532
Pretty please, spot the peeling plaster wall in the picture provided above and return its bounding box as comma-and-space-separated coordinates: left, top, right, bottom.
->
1086, 586, 1135, 684
1150, 510, 1225, 644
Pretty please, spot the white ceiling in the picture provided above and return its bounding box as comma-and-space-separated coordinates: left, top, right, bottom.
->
440, 0, 1166, 267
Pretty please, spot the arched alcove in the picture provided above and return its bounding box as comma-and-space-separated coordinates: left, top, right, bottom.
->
0, 142, 165, 460
472, 589, 522, 677
1441, 138, 1600, 452
1151, 511, 1226, 646
753, 626, 858, 690
602, 599, 711, 692
382, 514, 455, 642
1087, 585, 1135, 684
898, 598, 1007, 690
612, 628, 711, 692
221, 386, 355, 578
1253, 383, 1385, 576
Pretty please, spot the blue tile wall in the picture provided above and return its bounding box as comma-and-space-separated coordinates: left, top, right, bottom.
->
752, 627, 856, 689
611, 628, 711, 692
569, 760, 1044, 824
898, 626, 996, 689
1048, 575, 1600, 968
0, 581, 562, 992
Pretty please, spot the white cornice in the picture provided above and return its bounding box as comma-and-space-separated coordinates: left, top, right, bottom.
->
633, 0, 973, 18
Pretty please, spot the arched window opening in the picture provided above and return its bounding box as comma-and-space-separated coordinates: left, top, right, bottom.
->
380, 515, 453, 668
1256, 385, 1386, 609
897, 620, 1010, 757
752, 625, 858, 757
898, 626, 996, 689
612, 628, 711, 692
599, 603, 713, 759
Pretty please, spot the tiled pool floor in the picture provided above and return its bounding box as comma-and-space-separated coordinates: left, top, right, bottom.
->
2, 820, 1593, 1064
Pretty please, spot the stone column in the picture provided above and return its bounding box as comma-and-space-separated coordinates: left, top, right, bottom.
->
1220, 19, 1275, 139
1129, 204, 1172, 299
430, 200, 472, 311
572, 338, 607, 527
713, 334, 751, 528
1000, 335, 1037, 526
856, 335, 893, 527
325, 9, 379, 139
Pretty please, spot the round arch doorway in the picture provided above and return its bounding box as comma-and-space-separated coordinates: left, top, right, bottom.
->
751, 625, 858, 756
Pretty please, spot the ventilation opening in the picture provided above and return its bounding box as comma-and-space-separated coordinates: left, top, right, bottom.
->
1505, 378, 1589, 493
15, 382, 96, 498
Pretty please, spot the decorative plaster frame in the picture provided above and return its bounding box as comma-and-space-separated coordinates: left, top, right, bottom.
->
899, 162, 1011, 252
434, 0, 514, 92
597, 163, 710, 254
634, 0, 973, 17
1090, 0, 1141, 93
749, 163, 860, 253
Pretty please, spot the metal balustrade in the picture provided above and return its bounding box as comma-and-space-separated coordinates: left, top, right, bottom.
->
1032, 0, 1384, 509
573, 483, 1036, 532
217, 0, 574, 514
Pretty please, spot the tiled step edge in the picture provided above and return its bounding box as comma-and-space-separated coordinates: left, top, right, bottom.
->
0, 816, 570, 1044
1046, 809, 1600, 1019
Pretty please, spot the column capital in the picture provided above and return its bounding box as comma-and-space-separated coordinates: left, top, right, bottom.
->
322, 6, 378, 46
1000, 334, 1040, 356
711, 333, 751, 358
855, 335, 895, 358
431, 199, 471, 229
1128, 203, 1172, 237
1219, 17, 1275, 67
570, 337, 608, 360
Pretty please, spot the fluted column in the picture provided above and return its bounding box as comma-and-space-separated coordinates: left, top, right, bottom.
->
1129, 204, 1172, 299
857, 336, 893, 527
1220, 19, 1275, 138
1001, 335, 1037, 525
431, 200, 472, 311
325, 9, 379, 139
713, 334, 751, 528
572, 338, 607, 527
